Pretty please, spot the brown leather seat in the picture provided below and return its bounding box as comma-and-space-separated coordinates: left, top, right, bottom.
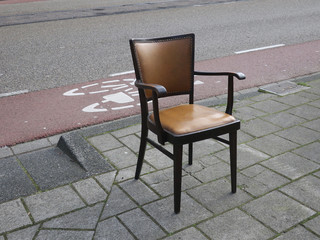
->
150, 104, 236, 135
129, 33, 245, 213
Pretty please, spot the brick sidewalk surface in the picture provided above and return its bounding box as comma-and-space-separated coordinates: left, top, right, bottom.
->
1, 78, 320, 239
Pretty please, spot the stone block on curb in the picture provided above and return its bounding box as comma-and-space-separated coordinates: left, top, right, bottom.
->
57, 132, 113, 174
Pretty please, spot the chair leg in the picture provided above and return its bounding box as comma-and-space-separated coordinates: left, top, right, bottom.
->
229, 131, 237, 193
135, 127, 148, 180
173, 144, 183, 214
188, 143, 193, 165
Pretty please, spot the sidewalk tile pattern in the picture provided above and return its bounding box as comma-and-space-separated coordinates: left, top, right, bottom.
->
1, 78, 320, 239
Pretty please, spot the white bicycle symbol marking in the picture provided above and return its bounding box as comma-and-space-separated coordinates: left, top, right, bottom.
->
63, 78, 204, 113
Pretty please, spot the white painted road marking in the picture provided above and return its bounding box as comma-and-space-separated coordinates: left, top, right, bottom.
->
108, 70, 135, 77
235, 44, 285, 54
0, 89, 29, 98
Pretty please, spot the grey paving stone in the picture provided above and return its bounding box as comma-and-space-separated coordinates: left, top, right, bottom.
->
275, 125, 319, 145
302, 118, 320, 132
100, 185, 136, 219
0, 156, 36, 203
262, 111, 306, 128
119, 134, 148, 153
190, 139, 226, 157
314, 170, 320, 177
7, 224, 39, 240
304, 215, 320, 236
198, 208, 275, 240
0, 146, 13, 158
88, 133, 123, 152
250, 99, 290, 113
0, 199, 32, 234
250, 93, 275, 102
273, 94, 310, 106
239, 165, 290, 197
73, 178, 107, 205
12, 138, 51, 154
246, 134, 299, 156
261, 152, 319, 180
18, 148, 87, 191
111, 124, 141, 138
36, 230, 94, 240
238, 130, 255, 143
233, 106, 266, 121
95, 170, 117, 192
308, 99, 320, 108
163, 227, 207, 240
24, 186, 85, 222
42, 203, 103, 229
195, 154, 221, 168
95, 217, 135, 240
242, 118, 282, 138
293, 142, 320, 164
192, 161, 230, 183
120, 180, 159, 205
143, 193, 212, 233
242, 191, 315, 233
143, 171, 201, 197
103, 147, 137, 169
119, 208, 166, 240
215, 144, 270, 169
0, 236, 4, 240
115, 164, 154, 182
187, 179, 252, 214
144, 148, 173, 169
280, 175, 320, 211
288, 104, 320, 120
295, 91, 319, 101
274, 225, 319, 240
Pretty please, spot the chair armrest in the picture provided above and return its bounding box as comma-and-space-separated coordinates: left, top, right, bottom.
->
194, 71, 246, 80
194, 71, 245, 115
135, 81, 168, 97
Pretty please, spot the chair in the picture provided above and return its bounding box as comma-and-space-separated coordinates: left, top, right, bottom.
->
129, 33, 245, 213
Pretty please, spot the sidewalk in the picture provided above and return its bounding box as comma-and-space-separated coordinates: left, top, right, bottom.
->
1, 76, 320, 239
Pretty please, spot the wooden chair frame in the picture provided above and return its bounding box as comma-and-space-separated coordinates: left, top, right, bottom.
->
129, 33, 245, 213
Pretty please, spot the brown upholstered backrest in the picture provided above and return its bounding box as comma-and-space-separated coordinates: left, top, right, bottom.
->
130, 34, 195, 99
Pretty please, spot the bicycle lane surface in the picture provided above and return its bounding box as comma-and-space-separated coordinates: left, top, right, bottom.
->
1, 40, 320, 147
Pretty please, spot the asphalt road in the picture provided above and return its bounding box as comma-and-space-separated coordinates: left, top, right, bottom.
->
1, 0, 320, 94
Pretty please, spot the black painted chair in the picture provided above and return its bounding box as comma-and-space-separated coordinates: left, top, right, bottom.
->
129, 33, 245, 213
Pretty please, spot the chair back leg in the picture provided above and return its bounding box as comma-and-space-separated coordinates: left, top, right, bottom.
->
173, 144, 183, 214
135, 127, 148, 179
229, 131, 237, 193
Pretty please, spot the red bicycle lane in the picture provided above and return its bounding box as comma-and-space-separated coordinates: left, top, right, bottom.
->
1, 40, 319, 147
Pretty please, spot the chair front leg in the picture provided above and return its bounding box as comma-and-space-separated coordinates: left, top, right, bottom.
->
135, 126, 148, 180
173, 144, 183, 213
229, 131, 237, 193
188, 143, 193, 165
